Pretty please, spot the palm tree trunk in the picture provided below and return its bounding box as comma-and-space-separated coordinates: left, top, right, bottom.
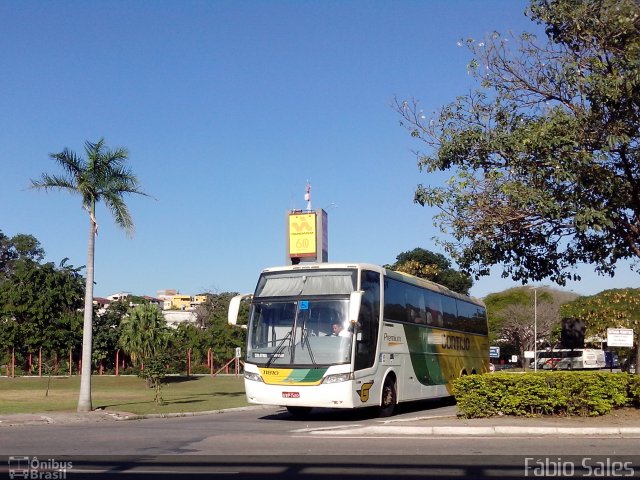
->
77, 216, 96, 412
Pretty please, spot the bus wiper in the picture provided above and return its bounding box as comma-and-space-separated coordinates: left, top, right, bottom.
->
301, 328, 317, 367
266, 331, 292, 367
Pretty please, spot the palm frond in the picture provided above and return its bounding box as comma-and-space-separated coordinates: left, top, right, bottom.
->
104, 192, 134, 234
50, 148, 86, 175
30, 173, 79, 195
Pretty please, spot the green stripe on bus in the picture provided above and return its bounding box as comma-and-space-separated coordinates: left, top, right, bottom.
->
404, 325, 444, 386
288, 368, 327, 383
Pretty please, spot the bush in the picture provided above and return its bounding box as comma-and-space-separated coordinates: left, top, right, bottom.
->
138, 355, 169, 405
453, 372, 634, 418
629, 375, 640, 407
452, 374, 504, 418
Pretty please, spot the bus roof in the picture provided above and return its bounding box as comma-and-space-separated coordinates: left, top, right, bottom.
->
259, 263, 485, 307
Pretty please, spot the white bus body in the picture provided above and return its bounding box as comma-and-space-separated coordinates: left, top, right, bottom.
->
556, 349, 606, 370
228, 263, 489, 416
533, 349, 606, 370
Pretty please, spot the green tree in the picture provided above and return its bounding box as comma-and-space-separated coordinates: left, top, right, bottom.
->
92, 299, 128, 372
168, 323, 208, 372
386, 248, 473, 294
397, 0, 640, 286
0, 257, 84, 372
0, 231, 47, 369
561, 289, 640, 373
0, 231, 44, 280
31, 138, 149, 412
195, 293, 247, 365
484, 286, 577, 366
119, 303, 169, 368
139, 354, 170, 404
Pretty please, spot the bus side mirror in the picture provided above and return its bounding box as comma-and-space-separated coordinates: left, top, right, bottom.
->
228, 294, 252, 327
349, 291, 363, 326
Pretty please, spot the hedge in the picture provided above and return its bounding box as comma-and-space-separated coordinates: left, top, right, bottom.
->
452, 372, 639, 418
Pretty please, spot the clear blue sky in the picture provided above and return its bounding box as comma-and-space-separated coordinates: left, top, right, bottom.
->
1, 1, 637, 300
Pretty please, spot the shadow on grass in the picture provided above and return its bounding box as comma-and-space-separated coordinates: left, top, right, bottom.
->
97, 392, 246, 410
166, 399, 207, 405
96, 400, 155, 409
166, 392, 246, 399
162, 376, 203, 385
96, 397, 205, 410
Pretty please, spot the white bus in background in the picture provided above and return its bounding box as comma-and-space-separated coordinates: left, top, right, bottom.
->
228, 263, 489, 417
533, 349, 606, 370
556, 349, 606, 370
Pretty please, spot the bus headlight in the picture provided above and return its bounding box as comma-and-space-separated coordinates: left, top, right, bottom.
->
244, 371, 264, 382
322, 373, 353, 384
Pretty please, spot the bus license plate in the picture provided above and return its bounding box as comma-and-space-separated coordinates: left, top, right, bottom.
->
282, 392, 300, 398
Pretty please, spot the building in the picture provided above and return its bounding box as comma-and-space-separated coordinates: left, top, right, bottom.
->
92, 297, 112, 316
163, 310, 197, 328
107, 292, 131, 302
93, 290, 205, 327
156, 290, 208, 311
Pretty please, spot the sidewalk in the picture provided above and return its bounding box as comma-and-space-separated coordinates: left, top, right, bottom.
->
0, 406, 259, 427
2, 407, 640, 437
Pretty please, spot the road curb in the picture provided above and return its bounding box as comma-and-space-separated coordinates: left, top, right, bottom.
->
109, 405, 271, 421
0, 405, 272, 426
307, 425, 640, 437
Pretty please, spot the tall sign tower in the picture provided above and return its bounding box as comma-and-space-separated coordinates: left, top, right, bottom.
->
285, 181, 328, 265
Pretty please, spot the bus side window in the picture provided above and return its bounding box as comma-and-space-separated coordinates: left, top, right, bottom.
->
425, 291, 443, 327
441, 296, 457, 329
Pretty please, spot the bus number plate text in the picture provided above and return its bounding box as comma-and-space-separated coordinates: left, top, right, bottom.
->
282, 392, 300, 398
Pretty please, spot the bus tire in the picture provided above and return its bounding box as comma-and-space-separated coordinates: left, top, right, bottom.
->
377, 377, 397, 417
286, 406, 312, 418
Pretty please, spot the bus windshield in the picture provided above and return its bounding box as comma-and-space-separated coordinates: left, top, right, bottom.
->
247, 299, 352, 367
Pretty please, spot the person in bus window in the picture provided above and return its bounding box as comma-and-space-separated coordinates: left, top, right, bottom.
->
331, 321, 351, 337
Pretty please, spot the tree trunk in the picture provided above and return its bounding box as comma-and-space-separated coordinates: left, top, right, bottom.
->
77, 216, 96, 412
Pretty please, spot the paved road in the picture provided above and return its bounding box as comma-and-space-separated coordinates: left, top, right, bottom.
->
1, 402, 639, 479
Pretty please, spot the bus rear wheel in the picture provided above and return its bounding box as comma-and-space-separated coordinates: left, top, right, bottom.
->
286, 406, 312, 418
377, 377, 397, 417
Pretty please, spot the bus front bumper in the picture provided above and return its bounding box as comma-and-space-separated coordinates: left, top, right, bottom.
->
244, 378, 359, 409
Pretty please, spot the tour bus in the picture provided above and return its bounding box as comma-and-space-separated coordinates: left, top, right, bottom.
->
228, 263, 489, 417
532, 349, 606, 370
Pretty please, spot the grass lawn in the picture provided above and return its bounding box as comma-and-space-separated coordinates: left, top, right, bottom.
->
0, 375, 248, 415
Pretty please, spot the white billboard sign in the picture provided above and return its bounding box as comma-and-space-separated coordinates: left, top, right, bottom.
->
607, 328, 634, 347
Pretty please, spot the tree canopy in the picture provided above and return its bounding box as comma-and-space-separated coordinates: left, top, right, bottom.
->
386, 247, 473, 294
119, 303, 169, 367
397, 0, 640, 286
561, 288, 640, 371
0, 236, 84, 370
484, 286, 578, 365
0, 230, 44, 280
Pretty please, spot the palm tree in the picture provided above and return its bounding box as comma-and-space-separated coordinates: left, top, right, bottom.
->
31, 139, 148, 412
119, 303, 169, 368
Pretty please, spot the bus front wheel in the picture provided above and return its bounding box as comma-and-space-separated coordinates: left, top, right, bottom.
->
378, 377, 397, 417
